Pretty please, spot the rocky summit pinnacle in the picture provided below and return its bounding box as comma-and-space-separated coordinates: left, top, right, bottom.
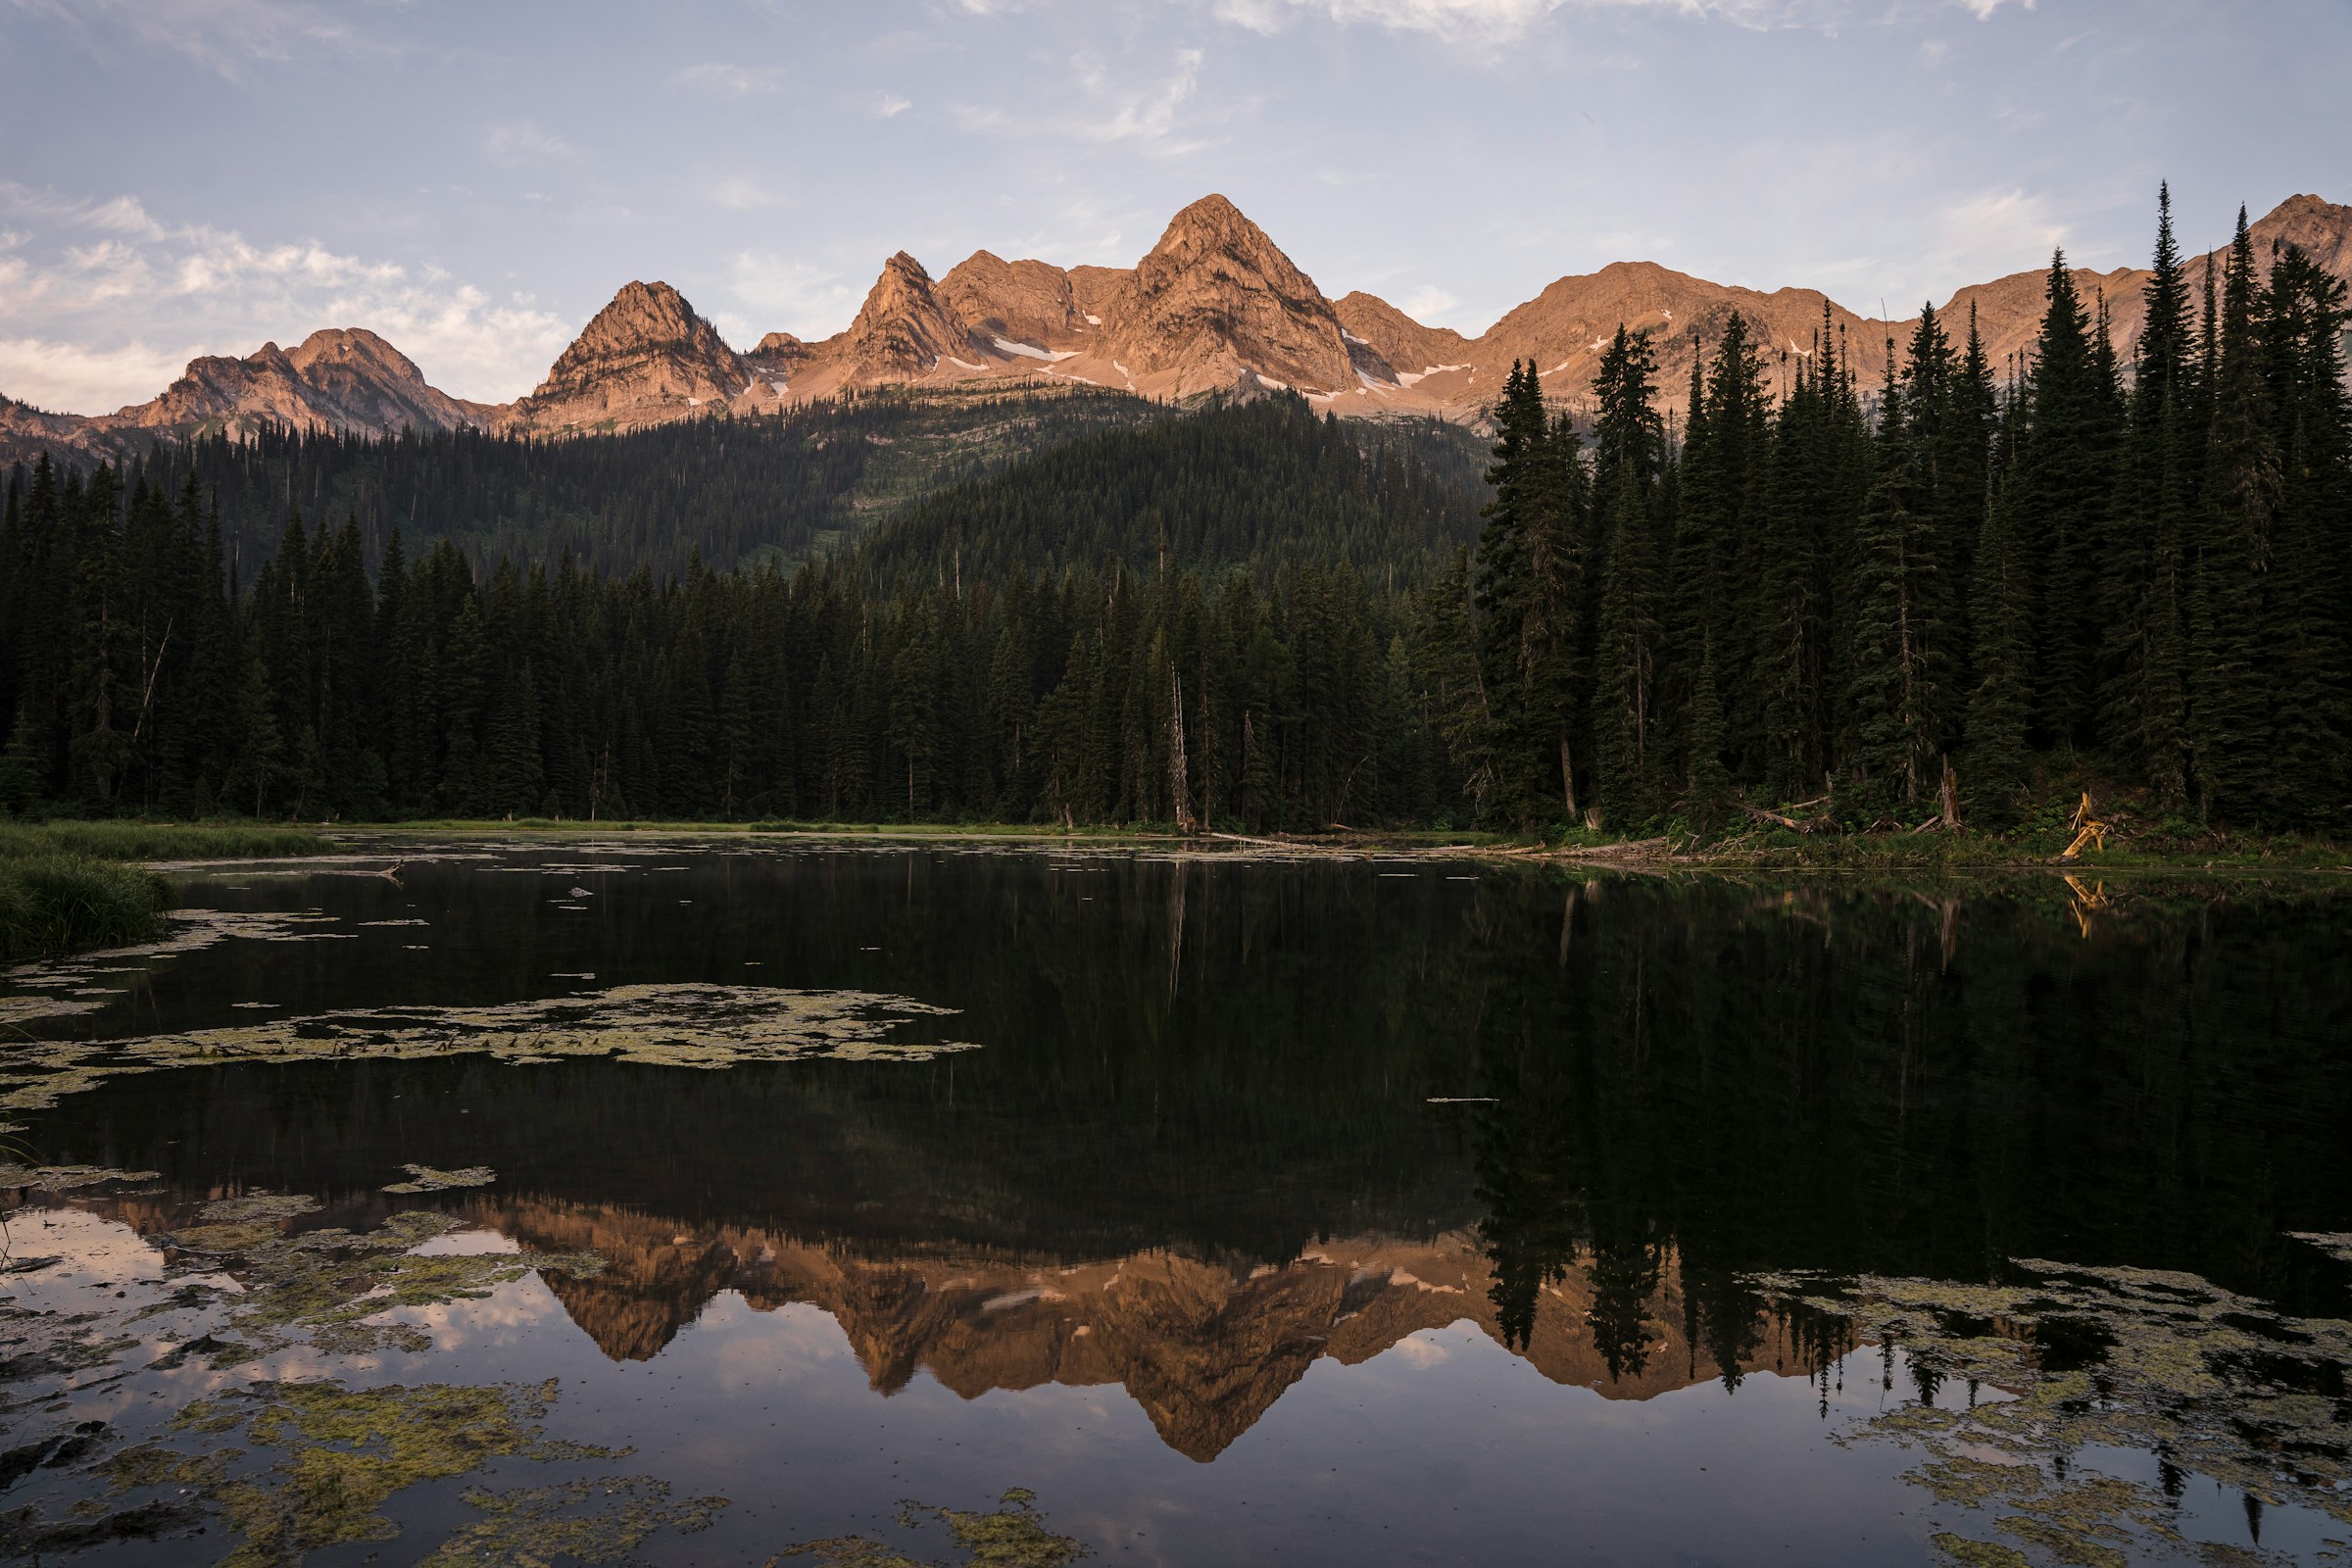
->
1097, 193, 1374, 400
502, 280, 752, 435
829, 252, 992, 385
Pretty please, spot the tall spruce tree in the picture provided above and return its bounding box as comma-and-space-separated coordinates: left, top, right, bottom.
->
2100, 185, 2195, 809
2187, 209, 2280, 822
2015, 251, 2121, 752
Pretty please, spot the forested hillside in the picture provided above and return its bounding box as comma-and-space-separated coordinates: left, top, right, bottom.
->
0, 194, 2345, 835
855, 397, 1488, 588
137, 385, 1162, 580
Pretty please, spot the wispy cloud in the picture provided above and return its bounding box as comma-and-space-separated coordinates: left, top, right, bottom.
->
726, 251, 865, 340
670, 62, 789, 96
1082, 48, 1203, 144
0, 185, 571, 409
957, 48, 1215, 155
7, 0, 371, 79
871, 93, 913, 118
1802, 184, 2070, 314
1398, 285, 1462, 322
483, 122, 579, 169
705, 175, 787, 213
0, 337, 192, 416
1201, 0, 2034, 43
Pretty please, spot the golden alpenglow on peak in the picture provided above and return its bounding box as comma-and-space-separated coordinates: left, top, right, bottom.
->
9, 191, 2352, 466
1096, 192, 1371, 400
830, 250, 994, 383
501, 279, 752, 434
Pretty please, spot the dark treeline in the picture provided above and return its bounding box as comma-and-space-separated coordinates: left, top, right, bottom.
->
1445, 191, 2352, 833
0, 454, 1453, 829
1, 190, 2345, 831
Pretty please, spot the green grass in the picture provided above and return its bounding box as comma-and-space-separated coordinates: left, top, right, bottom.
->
0, 822, 334, 861
0, 821, 335, 962
0, 854, 170, 963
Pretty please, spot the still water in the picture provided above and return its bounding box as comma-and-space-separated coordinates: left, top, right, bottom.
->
1, 843, 2348, 1565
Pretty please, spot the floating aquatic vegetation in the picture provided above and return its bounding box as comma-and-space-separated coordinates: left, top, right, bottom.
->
2, 908, 355, 1009
162, 1193, 321, 1256
780, 1489, 1086, 1568
2289, 1232, 2352, 1267
0, 1164, 159, 1192
1751, 1258, 2352, 1566
174, 1379, 623, 1567
383, 1164, 497, 1194
0, 994, 110, 1025
419, 1477, 731, 1567
0, 1193, 676, 1565
0, 982, 976, 1125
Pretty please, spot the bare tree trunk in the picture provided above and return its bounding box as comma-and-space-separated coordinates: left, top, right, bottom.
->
1169, 670, 1195, 832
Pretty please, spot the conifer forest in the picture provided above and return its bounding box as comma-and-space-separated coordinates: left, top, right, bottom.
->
2, 197, 2345, 835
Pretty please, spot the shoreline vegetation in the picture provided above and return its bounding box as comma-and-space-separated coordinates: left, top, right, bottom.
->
0, 801, 2336, 966
0, 822, 330, 961
352, 818, 2345, 872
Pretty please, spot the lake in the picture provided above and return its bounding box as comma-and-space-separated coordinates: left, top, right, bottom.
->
2, 842, 2348, 1565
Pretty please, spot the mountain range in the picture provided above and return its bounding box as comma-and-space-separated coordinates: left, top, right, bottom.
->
7, 191, 2346, 462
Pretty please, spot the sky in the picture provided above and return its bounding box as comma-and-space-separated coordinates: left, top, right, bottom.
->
1, 0, 2343, 413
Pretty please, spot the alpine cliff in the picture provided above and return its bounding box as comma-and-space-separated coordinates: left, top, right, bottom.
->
6, 191, 2347, 461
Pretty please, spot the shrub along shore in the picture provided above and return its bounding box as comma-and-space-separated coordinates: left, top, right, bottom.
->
0, 822, 330, 962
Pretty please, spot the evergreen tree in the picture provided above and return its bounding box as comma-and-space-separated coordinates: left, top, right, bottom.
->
2015, 250, 2121, 751
1843, 448, 1949, 812
1965, 468, 2035, 824
2187, 208, 2280, 822
2100, 184, 2195, 809
1685, 638, 1730, 830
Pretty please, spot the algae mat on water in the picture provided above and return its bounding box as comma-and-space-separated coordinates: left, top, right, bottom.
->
1754, 1257, 2352, 1566
778, 1488, 1088, 1568
0, 1168, 728, 1565
0, 983, 979, 1126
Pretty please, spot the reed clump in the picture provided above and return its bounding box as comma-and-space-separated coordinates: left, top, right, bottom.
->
0, 822, 331, 961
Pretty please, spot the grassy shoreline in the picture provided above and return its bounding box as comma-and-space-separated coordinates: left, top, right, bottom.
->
0, 823, 334, 963
326, 816, 2350, 874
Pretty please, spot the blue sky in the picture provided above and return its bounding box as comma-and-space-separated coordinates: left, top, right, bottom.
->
2, 0, 2341, 412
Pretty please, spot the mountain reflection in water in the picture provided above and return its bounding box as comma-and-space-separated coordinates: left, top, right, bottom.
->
472, 1199, 1844, 1461
6, 846, 2350, 1563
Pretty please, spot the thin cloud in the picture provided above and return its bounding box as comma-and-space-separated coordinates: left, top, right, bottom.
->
0, 187, 571, 408
0, 337, 192, 416
7, 0, 371, 79
952, 48, 1216, 155
1398, 285, 1463, 324
670, 62, 789, 95
483, 122, 579, 169
726, 251, 865, 340
1082, 48, 1203, 145
1203, 0, 2034, 43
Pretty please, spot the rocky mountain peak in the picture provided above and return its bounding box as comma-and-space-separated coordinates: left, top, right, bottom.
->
749, 330, 810, 368
938, 250, 1086, 351
830, 251, 990, 384
505, 280, 748, 434
1100, 193, 1364, 398
2248, 193, 2352, 280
